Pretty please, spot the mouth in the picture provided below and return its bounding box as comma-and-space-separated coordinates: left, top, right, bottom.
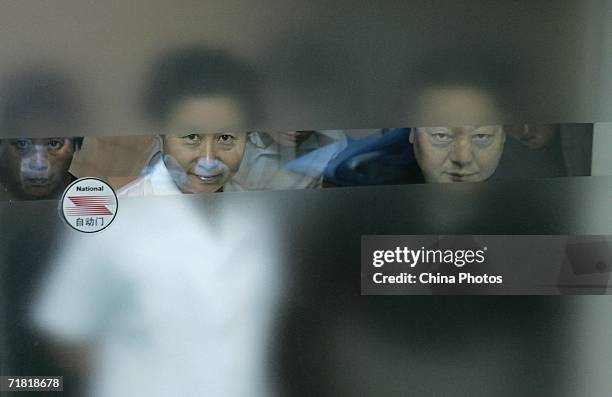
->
191, 173, 222, 183
445, 172, 477, 181
24, 178, 50, 186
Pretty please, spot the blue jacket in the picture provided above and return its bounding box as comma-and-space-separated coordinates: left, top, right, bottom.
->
322, 128, 421, 186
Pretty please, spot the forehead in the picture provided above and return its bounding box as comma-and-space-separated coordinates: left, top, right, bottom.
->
414, 86, 502, 125
166, 96, 247, 131
9, 137, 70, 143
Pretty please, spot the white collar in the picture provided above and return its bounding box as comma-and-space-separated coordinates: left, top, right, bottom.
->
148, 159, 183, 195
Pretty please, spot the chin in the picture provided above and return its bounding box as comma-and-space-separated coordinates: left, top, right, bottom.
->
423, 174, 449, 183
22, 189, 54, 199
188, 184, 222, 194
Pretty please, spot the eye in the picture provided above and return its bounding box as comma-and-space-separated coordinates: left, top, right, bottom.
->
217, 134, 235, 144
472, 133, 493, 144
181, 134, 201, 144
430, 131, 452, 143
48, 139, 65, 150
14, 139, 31, 150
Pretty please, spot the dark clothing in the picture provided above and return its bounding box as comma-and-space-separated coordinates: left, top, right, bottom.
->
1, 192, 80, 395
0, 172, 78, 201
323, 128, 422, 186
494, 124, 593, 180
494, 135, 568, 180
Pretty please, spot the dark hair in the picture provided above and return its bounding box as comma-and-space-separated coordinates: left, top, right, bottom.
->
0, 69, 84, 152
72, 137, 84, 150
411, 47, 521, 94
0, 68, 82, 134
407, 48, 525, 121
144, 46, 261, 124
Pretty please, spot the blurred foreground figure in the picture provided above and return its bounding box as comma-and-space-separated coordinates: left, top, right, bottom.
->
0, 71, 84, 200
32, 193, 283, 396
120, 46, 259, 195
30, 48, 283, 397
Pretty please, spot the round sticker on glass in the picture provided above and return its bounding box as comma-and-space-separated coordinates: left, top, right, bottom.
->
60, 177, 118, 233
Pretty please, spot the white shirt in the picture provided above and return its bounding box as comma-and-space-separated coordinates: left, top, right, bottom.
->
32, 193, 282, 396
232, 131, 347, 190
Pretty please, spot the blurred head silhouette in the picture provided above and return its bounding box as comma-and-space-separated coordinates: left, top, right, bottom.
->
0, 70, 83, 199
145, 46, 260, 193
406, 49, 515, 183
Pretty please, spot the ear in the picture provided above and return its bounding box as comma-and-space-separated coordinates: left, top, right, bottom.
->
409, 128, 415, 144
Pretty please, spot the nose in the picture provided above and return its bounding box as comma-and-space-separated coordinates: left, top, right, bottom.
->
26, 149, 49, 172
195, 138, 224, 174
449, 138, 473, 165
196, 158, 222, 172
199, 138, 216, 161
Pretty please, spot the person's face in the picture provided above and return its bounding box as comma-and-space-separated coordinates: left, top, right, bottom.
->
271, 131, 314, 147
162, 96, 247, 193
410, 126, 505, 183
507, 124, 558, 150
0, 137, 75, 199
